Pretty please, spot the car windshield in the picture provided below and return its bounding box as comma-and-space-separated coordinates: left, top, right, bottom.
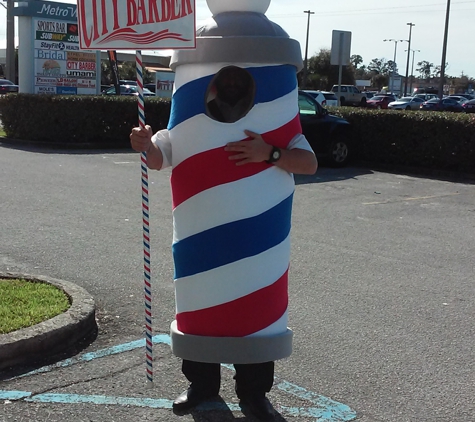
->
0, 80, 14, 85
399, 97, 413, 102
323, 93, 337, 100
371, 96, 384, 101
427, 99, 439, 103
298, 94, 318, 115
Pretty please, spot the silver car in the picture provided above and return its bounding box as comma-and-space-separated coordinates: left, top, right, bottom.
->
388, 96, 424, 110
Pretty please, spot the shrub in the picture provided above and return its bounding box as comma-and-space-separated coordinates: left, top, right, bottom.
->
0, 94, 170, 148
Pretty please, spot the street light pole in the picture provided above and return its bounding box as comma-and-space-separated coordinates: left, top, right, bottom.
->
406, 49, 420, 94
5, 0, 16, 82
404, 23, 415, 96
302, 10, 314, 89
438, 0, 451, 98
383, 39, 404, 95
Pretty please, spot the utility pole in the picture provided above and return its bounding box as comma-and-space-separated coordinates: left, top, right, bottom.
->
438, 0, 451, 98
383, 39, 404, 95
404, 23, 415, 96
302, 10, 314, 89
5, 0, 16, 82
406, 49, 420, 94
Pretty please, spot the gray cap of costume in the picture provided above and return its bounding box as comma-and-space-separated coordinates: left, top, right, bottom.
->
170, 11, 303, 71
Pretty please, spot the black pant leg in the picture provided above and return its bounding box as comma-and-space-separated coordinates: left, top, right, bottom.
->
233, 361, 275, 399
181, 359, 221, 396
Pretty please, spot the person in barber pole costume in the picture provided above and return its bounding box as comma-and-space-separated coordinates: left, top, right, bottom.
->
130, 0, 317, 420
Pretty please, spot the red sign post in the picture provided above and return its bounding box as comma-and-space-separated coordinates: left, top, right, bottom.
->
77, 0, 196, 388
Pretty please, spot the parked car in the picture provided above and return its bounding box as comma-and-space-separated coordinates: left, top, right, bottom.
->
420, 98, 464, 112
102, 85, 155, 97
331, 84, 367, 106
303, 90, 338, 107
446, 95, 468, 104
119, 79, 137, 86
462, 99, 475, 113
144, 83, 156, 93
298, 90, 352, 167
457, 93, 475, 101
414, 93, 438, 101
0, 79, 19, 94
366, 94, 396, 109
388, 96, 424, 110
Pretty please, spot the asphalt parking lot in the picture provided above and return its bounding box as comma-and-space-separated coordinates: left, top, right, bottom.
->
0, 143, 474, 422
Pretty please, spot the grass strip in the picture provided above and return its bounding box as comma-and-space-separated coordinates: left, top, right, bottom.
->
0, 278, 70, 334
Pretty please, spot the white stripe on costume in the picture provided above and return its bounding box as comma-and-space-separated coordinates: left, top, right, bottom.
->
172, 166, 294, 242
174, 237, 290, 313
247, 310, 289, 337
169, 88, 299, 168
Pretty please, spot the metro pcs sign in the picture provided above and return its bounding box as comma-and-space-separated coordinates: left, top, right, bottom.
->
77, 0, 196, 50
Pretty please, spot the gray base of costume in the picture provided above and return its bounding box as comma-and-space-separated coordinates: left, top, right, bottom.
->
170, 321, 293, 364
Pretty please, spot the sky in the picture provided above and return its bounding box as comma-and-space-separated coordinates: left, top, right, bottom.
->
1, 0, 474, 79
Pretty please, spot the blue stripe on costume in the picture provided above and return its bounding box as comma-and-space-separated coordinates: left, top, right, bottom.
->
173, 193, 294, 279
168, 65, 297, 130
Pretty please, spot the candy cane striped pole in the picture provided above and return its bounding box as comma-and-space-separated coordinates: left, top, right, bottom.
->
136, 50, 153, 387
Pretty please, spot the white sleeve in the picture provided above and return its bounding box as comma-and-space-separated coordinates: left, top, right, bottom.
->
287, 133, 314, 153
151, 129, 172, 169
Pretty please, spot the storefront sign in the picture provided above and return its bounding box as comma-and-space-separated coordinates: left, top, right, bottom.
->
77, 0, 196, 50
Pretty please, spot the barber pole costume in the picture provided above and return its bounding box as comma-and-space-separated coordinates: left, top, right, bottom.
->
152, 3, 310, 364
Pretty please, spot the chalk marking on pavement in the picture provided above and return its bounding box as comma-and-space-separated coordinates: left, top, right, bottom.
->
0, 391, 355, 420
1, 334, 357, 421
8, 334, 171, 380
363, 192, 460, 205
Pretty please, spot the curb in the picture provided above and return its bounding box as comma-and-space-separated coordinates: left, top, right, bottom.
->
0, 272, 97, 371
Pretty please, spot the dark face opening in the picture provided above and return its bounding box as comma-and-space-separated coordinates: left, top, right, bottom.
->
206, 66, 255, 123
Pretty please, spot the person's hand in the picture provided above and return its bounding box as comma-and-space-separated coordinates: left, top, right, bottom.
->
130, 125, 153, 153
225, 130, 273, 165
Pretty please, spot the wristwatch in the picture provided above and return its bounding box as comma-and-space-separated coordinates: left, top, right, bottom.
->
266, 146, 281, 164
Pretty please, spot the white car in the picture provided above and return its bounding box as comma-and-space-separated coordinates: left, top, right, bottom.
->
388, 96, 424, 110
303, 90, 339, 107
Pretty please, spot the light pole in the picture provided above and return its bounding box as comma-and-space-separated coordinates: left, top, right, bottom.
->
383, 39, 404, 95
5, 0, 16, 82
438, 0, 451, 98
404, 23, 415, 96
405, 49, 420, 94
302, 10, 314, 89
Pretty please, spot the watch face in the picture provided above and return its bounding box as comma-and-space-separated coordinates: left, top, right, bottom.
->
273, 150, 280, 160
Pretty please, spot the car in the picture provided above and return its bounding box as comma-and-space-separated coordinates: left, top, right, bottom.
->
420, 98, 464, 112
446, 95, 469, 104
144, 83, 156, 93
119, 79, 137, 86
387, 96, 425, 110
366, 94, 396, 109
331, 84, 367, 106
102, 85, 155, 97
303, 90, 339, 107
0, 79, 19, 94
414, 93, 438, 101
457, 93, 475, 101
462, 99, 475, 113
298, 90, 352, 167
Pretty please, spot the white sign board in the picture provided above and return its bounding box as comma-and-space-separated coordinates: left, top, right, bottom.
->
330, 30, 351, 66
155, 70, 175, 99
33, 18, 97, 94
77, 0, 196, 50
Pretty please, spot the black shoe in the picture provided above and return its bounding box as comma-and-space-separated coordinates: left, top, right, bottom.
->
172, 388, 216, 413
240, 396, 275, 421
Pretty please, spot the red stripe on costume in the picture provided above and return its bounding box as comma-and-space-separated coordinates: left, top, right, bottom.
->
176, 269, 289, 337
171, 114, 301, 209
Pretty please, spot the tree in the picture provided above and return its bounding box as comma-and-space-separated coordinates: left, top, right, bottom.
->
416, 61, 433, 81
119, 61, 154, 84
367, 58, 390, 76
350, 54, 363, 69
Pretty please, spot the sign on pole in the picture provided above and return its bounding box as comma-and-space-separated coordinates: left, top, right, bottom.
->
77, 0, 196, 388
330, 30, 352, 106
77, 0, 196, 50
